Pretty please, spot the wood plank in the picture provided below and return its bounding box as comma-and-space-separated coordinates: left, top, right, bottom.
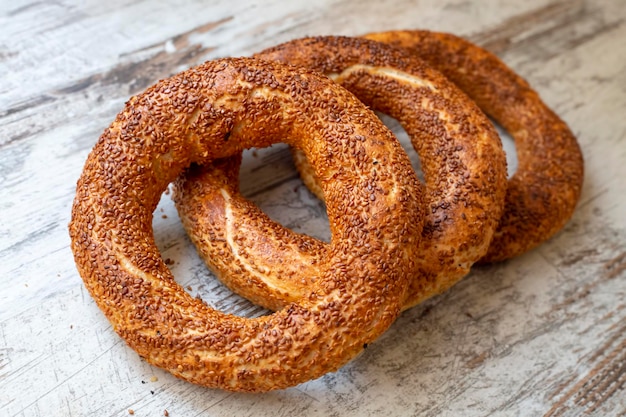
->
1, 0, 625, 415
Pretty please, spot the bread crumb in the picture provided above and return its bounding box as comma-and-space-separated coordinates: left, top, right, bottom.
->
164, 410, 169, 417
150, 376, 158, 382
128, 410, 134, 415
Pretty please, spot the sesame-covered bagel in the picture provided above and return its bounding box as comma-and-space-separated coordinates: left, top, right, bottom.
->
69, 58, 424, 392
173, 36, 507, 310
364, 30, 584, 262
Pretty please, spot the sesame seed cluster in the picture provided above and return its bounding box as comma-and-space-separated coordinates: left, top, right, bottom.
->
69, 31, 583, 392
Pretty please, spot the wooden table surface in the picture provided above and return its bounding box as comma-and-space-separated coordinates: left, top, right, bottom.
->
2, 0, 625, 415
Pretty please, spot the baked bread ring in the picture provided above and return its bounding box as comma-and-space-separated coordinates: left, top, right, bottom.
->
173, 36, 507, 310
69, 58, 424, 392
364, 30, 584, 262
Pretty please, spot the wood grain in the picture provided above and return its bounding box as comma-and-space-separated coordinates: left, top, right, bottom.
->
1, 0, 625, 415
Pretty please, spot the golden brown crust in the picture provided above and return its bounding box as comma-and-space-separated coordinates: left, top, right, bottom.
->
173, 36, 507, 310
364, 30, 584, 262
68, 57, 424, 391
175, 157, 327, 311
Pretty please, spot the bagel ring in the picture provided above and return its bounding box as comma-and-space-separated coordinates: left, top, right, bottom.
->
173, 36, 508, 311
364, 30, 584, 262
69, 58, 424, 392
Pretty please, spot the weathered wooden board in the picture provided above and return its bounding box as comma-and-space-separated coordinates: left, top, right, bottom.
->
1, 0, 625, 415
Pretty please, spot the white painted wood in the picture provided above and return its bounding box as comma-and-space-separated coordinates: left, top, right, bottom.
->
1, 0, 625, 415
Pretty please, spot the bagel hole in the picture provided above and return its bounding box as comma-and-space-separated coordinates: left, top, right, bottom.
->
491, 118, 518, 178
152, 116, 422, 317
238, 144, 332, 243
154, 186, 272, 318
376, 112, 425, 182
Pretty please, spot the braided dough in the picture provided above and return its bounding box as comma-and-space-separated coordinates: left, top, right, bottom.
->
173, 36, 508, 310
364, 30, 584, 262
69, 58, 424, 391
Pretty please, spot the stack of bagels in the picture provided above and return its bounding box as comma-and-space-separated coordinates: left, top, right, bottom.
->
69, 30, 583, 392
